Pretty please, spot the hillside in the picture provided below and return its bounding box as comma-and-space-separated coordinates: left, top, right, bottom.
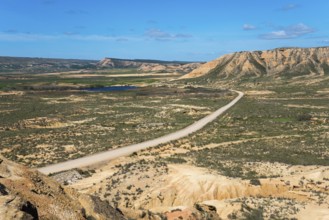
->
0, 56, 202, 75
0, 56, 98, 74
0, 155, 125, 220
181, 47, 329, 84
98, 58, 202, 73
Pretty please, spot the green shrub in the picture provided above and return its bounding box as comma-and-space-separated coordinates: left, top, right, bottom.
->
250, 179, 261, 186
296, 114, 312, 121
165, 157, 187, 164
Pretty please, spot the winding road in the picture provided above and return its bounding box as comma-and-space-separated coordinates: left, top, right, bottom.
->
38, 90, 244, 174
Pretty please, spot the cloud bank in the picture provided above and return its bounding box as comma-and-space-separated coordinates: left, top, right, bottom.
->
243, 24, 257, 31
260, 23, 314, 40
145, 29, 193, 41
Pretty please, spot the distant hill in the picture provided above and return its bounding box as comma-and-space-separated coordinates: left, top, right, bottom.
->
98, 57, 197, 67
181, 47, 329, 84
0, 56, 203, 74
0, 56, 98, 73
98, 58, 203, 73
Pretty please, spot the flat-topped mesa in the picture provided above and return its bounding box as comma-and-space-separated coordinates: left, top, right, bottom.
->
181, 47, 329, 80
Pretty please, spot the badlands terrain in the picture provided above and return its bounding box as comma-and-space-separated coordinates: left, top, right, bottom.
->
0, 47, 329, 219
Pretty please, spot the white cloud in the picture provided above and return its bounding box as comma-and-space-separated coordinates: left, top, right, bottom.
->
65, 9, 89, 15
0, 29, 192, 43
243, 24, 256, 31
0, 32, 137, 42
71, 34, 117, 41
322, 40, 329, 44
63, 32, 78, 36
260, 23, 315, 40
0, 32, 59, 41
280, 3, 300, 11
145, 28, 192, 41
116, 38, 129, 42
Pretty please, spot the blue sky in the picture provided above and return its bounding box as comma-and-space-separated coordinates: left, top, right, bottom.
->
1, 0, 329, 61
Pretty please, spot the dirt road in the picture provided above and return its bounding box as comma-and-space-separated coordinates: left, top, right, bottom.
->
38, 90, 244, 174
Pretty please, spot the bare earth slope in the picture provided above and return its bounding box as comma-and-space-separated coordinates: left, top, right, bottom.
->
0, 155, 126, 220
181, 47, 329, 80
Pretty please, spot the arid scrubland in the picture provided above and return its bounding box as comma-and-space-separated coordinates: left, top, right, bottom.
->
68, 82, 329, 219
0, 85, 232, 167
1, 49, 329, 219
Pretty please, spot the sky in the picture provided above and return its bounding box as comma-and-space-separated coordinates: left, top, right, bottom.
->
1, 0, 329, 61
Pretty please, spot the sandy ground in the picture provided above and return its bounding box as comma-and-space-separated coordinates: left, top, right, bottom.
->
297, 204, 329, 220
285, 104, 328, 109
244, 90, 276, 96
72, 160, 329, 219
37, 91, 244, 174
0, 91, 24, 96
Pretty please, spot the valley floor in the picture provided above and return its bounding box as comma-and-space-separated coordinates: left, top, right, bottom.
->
1, 67, 328, 219
38, 91, 243, 174
66, 83, 329, 220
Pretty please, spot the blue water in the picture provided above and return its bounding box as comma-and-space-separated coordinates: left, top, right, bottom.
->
84, 85, 138, 92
